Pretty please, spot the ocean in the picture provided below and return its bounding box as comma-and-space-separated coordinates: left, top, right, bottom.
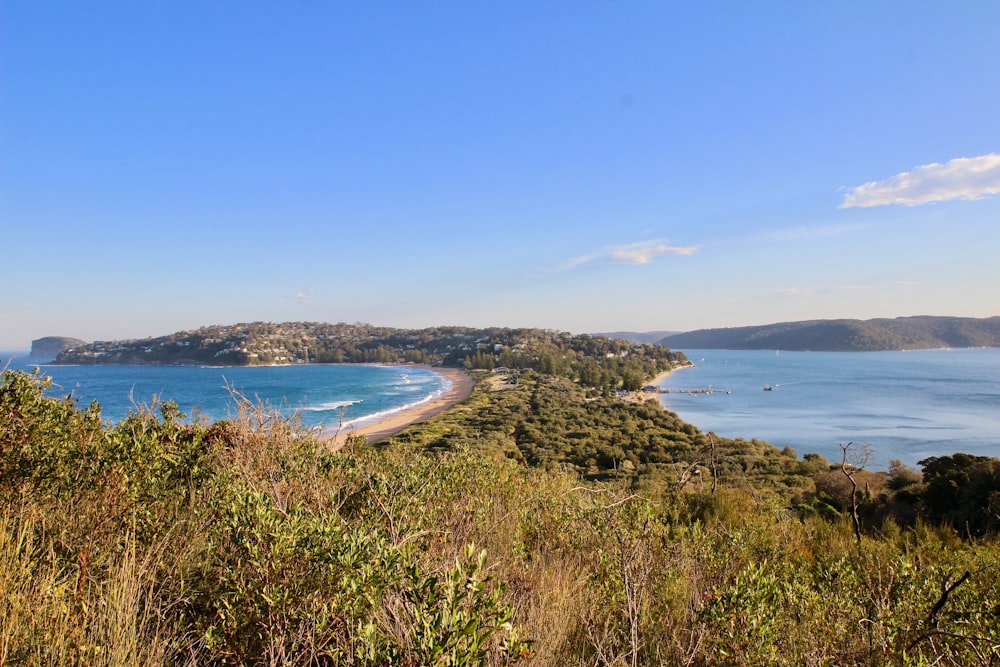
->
657, 348, 1000, 469
4, 349, 998, 470
1, 355, 451, 435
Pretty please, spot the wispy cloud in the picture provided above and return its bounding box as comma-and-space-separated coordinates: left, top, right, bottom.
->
557, 240, 697, 272
278, 289, 314, 304
840, 153, 1000, 208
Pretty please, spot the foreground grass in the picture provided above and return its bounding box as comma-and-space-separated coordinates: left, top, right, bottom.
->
2, 368, 998, 666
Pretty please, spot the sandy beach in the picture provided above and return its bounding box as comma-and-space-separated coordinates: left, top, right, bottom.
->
621, 362, 694, 404
327, 366, 475, 447
647, 361, 693, 387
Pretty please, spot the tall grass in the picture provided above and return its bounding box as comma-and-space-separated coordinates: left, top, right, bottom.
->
0, 501, 177, 665
2, 367, 998, 666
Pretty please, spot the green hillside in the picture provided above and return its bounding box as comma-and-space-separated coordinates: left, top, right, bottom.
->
53, 323, 682, 377
660, 315, 1000, 351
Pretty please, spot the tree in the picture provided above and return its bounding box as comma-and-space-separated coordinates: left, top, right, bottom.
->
919, 454, 1000, 536
467, 350, 495, 370
887, 459, 922, 490
620, 368, 646, 392
840, 442, 872, 543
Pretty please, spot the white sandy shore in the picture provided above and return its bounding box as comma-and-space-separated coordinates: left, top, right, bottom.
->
647, 362, 694, 387
326, 366, 474, 447
622, 362, 694, 404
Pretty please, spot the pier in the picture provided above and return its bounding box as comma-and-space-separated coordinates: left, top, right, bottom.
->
643, 385, 731, 395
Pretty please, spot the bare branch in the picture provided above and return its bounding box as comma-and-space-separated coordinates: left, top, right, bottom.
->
840, 441, 873, 544
927, 571, 971, 626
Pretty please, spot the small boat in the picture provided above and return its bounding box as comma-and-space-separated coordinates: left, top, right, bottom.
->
763, 384, 773, 391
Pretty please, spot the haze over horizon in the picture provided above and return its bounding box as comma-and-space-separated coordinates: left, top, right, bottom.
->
3, 3, 999, 350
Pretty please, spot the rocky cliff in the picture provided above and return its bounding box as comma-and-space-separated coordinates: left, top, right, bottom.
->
29, 336, 88, 362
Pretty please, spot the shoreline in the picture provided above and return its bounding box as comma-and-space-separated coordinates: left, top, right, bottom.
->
646, 362, 692, 387
620, 362, 695, 405
326, 366, 475, 447
645, 361, 694, 391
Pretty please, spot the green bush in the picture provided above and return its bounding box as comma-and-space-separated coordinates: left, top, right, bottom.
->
1, 367, 998, 666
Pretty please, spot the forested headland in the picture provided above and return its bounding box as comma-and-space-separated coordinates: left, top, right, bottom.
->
3, 325, 999, 665
51, 322, 680, 376
659, 315, 1000, 351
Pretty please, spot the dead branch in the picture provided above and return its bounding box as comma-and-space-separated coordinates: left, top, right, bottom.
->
927, 570, 971, 626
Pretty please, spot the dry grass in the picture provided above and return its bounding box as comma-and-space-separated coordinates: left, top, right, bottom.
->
3, 367, 999, 666
0, 502, 178, 666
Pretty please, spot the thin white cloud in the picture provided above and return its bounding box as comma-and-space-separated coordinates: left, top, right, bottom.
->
557, 240, 697, 272
840, 153, 1000, 208
277, 289, 314, 305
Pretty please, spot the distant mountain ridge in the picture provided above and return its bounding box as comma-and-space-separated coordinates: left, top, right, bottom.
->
658, 316, 1000, 351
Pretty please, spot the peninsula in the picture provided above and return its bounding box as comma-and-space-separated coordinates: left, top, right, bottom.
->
51, 322, 685, 383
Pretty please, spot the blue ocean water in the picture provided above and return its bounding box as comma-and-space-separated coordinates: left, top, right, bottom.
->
657, 348, 1000, 469
1, 355, 451, 435
4, 349, 998, 469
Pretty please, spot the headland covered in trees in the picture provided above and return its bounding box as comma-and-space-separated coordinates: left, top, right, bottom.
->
658, 315, 1000, 351
5, 320, 999, 663
50, 322, 683, 389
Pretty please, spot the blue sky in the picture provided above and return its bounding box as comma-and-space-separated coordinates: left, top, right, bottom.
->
3, 2, 999, 349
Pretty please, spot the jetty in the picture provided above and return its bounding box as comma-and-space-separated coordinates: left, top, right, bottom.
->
643, 385, 731, 395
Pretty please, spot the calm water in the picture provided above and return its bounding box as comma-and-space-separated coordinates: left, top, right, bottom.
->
5, 349, 998, 469
1, 355, 450, 434
657, 348, 1000, 469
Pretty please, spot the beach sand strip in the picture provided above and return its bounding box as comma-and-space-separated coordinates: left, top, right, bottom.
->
327, 366, 474, 447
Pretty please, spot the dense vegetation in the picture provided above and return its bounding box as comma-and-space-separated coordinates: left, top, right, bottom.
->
659, 315, 1000, 351
395, 371, 815, 497
3, 362, 999, 665
52, 323, 685, 376
394, 370, 1000, 538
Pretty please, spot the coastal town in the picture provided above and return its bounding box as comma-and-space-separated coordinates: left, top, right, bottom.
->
51, 322, 684, 388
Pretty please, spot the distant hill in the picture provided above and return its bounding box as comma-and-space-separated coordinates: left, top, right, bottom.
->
658, 316, 1000, 351
29, 336, 87, 362
596, 331, 680, 345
